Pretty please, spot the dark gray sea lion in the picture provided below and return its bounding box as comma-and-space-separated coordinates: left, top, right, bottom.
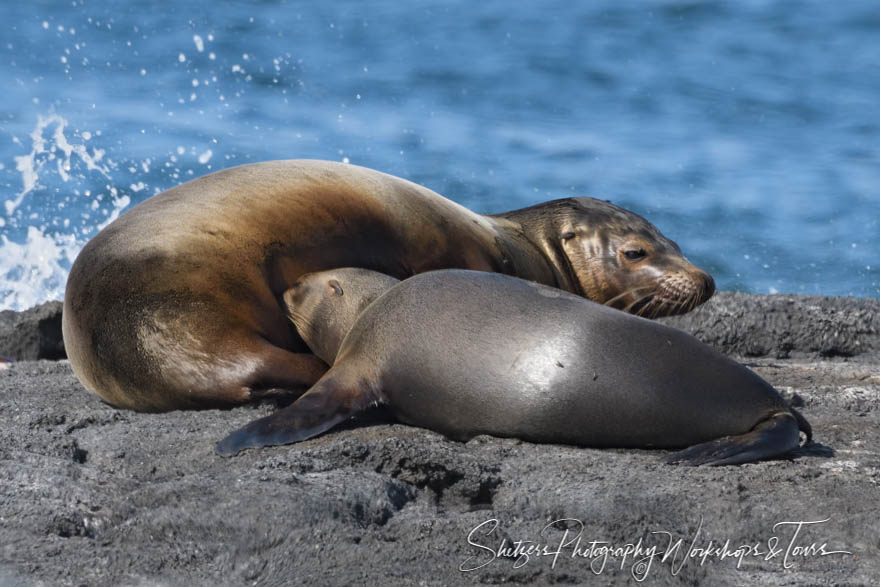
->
62, 159, 714, 412
217, 268, 810, 466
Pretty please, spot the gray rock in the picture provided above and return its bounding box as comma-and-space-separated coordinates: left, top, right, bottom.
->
0, 301, 65, 361
660, 292, 880, 358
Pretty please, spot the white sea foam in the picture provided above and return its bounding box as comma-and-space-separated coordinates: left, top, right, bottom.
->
0, 227, 81, 310
1, 113, 119, 311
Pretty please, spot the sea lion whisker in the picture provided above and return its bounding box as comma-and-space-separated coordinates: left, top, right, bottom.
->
289, 312, 317, 334
676, 298, 690, 317
637, 301, 654, 318
624, 291, 655, 315
621, 296, 644, 314
603, 285, 655, 308
667, 299, 683, 317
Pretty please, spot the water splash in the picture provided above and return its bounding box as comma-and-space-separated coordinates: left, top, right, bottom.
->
97, 189, 131, 231
0, 227, 80, 310
6, 113, 112, 216
1, 113, 121, 311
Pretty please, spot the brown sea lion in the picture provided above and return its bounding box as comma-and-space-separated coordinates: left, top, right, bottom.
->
62, 160, 714, 412
217, 268, 810, 466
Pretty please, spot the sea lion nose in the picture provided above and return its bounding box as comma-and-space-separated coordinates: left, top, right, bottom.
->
702, 272, 716, 301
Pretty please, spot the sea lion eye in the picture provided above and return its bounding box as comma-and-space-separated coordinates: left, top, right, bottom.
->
624, 248, 647, 261
560, 231, 576, 241
328, 280, 344, 296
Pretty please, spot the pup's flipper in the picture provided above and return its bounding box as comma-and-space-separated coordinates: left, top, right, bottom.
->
216, 369, 380, 457
665, 411, 806, 466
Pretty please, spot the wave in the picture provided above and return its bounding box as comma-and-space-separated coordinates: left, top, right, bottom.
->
1, 113, 129, 311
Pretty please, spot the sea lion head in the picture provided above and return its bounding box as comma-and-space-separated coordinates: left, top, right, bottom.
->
505, 197, 715, 317
283, 268, 400, 364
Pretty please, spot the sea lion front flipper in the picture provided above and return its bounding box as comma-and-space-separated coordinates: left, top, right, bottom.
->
665, 411, 805, 466
216, 370, 381, 457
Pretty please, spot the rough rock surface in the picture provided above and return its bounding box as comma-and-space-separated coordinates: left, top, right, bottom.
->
0, 301, 65, 361
660, 291, 880, 359
0, 293, 878, 585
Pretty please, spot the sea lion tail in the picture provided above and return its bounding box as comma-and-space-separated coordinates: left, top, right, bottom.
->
664, 411, 804, 467
790, 406, 812, 444
215, 367, 381, 457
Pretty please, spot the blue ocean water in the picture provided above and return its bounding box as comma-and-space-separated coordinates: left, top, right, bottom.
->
1, 1, 878, 310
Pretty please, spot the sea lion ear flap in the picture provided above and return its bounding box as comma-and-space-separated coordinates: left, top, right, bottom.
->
556, 227, 579, 261
328, 279, 344, 296
551, 225, 589, 297
281, 287, 299, 314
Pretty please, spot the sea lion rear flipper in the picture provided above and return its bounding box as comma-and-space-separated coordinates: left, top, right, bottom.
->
216, 371, 380, 457
665, 411, 806, 466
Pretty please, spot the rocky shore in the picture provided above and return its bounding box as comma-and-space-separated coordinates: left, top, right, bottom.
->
1, 292, 878, 585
